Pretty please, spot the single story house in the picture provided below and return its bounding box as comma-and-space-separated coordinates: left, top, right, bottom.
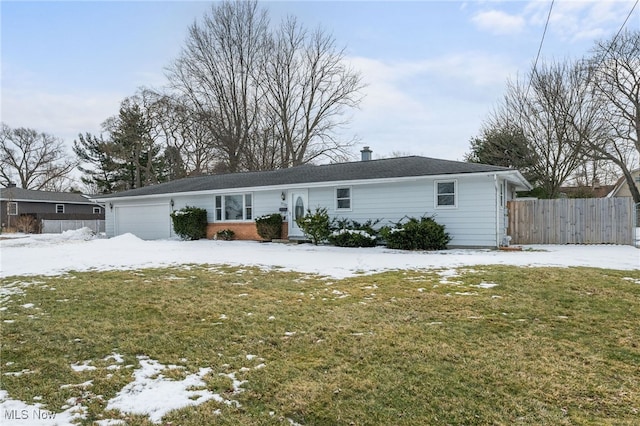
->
607, 168, 640, 198
1, 185, 105, 233
96, 149, 532, 248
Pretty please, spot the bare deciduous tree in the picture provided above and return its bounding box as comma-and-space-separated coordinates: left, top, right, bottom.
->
487, 61, 591, 198
167, 0, 268, 173
0, 123, 76, 190
576, 30, 640, 202
139, 89, 218, 176
262, 17, 363, 167
165, 0, 363, 172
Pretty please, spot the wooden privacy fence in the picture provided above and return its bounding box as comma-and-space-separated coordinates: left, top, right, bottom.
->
507, 197, 635, 245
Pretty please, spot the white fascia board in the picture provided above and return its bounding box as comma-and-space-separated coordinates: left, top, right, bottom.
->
4, 198, 103, 205
96, 170, 531, 202
490, 170, 533, 190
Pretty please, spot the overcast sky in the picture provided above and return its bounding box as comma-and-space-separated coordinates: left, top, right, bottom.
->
2, 0, 638, 164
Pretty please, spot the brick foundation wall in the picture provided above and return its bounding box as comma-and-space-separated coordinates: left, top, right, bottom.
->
207, 222, 289, 240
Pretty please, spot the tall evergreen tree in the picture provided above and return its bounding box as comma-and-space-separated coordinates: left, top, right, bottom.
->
73, 132, 121, 194
104, 98, 165, 190
75, 98, 167, 193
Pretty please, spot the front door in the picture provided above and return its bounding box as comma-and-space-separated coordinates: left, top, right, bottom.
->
289, 190, 308, 237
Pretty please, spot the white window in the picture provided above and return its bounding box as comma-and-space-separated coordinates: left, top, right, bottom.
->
336, 187, 351, 210
215, 193, 253, 221
244, 194, 252, 220
435, 180, 457, 208
215, 196, 223, 221
93, 207, 101, 214
8, 202, 17, 215
56, 204, 65, 214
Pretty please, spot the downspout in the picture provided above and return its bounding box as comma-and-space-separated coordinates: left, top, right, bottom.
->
494, 174, 500, 248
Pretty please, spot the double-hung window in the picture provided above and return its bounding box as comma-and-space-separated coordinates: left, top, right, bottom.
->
215, 193, 253, 221
8, 202, 17, 216
336, 187, 351, 210
435, 180, 457, 208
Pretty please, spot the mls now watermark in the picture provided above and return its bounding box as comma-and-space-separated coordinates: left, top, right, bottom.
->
4, 409, 57, 421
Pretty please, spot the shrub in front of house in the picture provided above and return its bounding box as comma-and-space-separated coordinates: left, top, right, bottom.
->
170, 206, 207, 240
216, 229, 235, 241
381, 216, 451, 250
16, 215, 38, 234
328, 219, 380, 247
296, 207, 332, 245
255, 213, 283, 241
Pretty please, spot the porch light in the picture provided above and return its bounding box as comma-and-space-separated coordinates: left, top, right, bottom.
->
170, 199, 175, 207
281, 192, 286, 201
109, 203, 113, 210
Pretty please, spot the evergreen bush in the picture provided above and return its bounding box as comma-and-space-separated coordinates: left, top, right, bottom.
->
255, 213, 283, 241
216, 229, 235, 241
170, 206, 207, 240
296, 207, 331, 245
329, 219, 380, 247
381, 216, 450, 250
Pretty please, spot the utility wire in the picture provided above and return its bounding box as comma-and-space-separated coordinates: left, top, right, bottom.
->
602, 0, 638, 59
524, 0, 555, 100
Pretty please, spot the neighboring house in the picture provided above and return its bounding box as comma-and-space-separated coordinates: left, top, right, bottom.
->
608, 168, 640, 198
559, 182, 616, 198
96, 149, 532, 248
1, 185, 105, 233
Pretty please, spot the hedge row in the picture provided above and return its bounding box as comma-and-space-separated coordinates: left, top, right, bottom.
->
296, 207, 451, 250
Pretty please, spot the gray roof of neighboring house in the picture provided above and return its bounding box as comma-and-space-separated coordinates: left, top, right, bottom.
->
97, 156, 529, 199
0, 187, 98, 204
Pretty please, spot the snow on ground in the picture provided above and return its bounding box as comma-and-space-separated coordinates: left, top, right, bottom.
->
104, 356, 244, 423
0, 228, 638, 425
0, 390, 87, 426
0, 228, 638, 279
0, 352, 258, 426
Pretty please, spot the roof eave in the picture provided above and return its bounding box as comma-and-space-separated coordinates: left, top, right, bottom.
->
94, 169, 529, 202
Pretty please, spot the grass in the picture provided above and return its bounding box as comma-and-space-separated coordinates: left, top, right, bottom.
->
1, 265, 640, 425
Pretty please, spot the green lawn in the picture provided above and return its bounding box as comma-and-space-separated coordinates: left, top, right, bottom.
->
1, 265, 639, 425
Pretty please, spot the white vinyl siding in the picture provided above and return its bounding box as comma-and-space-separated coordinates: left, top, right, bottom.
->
309, 175, 499, 247
104, 174, 510, 247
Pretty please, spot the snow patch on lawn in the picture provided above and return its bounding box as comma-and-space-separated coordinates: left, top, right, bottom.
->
473, 282, 498, 289
70, 361, 97, 372
0, 390, 87, 426
104, 356, 237, 424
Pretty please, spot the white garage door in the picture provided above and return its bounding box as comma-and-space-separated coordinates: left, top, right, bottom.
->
115, 203, 171, 240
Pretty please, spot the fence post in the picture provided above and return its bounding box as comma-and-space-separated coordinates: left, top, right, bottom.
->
631, 203, 640, 248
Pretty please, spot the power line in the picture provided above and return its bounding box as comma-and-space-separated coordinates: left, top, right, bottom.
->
525, 0, 555, 100
602, 0, 638, 59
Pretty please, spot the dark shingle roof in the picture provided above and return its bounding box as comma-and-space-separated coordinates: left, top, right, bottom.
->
98, 156, 515, 199
0, 187, 95, 204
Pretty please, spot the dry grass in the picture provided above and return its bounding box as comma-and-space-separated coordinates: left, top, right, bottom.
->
1, 265, 639, 425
